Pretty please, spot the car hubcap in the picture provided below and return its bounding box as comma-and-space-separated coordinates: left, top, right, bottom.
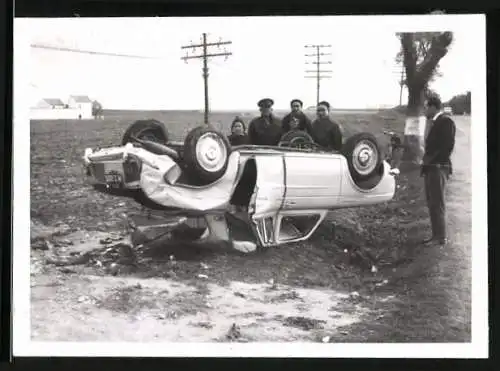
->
352, 140, 378, 176
195, 133, 227, 173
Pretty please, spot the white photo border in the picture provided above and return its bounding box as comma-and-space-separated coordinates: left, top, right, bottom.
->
13, 14, 488, 358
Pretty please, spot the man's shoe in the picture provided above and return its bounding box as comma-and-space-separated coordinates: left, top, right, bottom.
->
422, 236, 436, 245
436, 238, 449, 246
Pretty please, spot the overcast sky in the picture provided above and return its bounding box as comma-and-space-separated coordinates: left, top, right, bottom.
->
21, 15, 479, 110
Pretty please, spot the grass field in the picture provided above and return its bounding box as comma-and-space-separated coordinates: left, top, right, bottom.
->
29, 110, 472, 344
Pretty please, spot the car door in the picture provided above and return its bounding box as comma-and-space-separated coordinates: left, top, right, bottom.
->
281, 152, 343, 211
247, 154, 286, 247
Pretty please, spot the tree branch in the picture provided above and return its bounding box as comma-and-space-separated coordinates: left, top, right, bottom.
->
400, 33, 417, 83
416, 32, 453, 83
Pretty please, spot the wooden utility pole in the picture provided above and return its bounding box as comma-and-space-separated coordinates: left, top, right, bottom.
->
181, 33, 232, 125
304, 44, 332, 105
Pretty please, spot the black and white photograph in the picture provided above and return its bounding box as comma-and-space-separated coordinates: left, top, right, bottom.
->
13, 14, 488, 358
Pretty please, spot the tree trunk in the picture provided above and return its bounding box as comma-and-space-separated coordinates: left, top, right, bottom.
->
402, 83, 427, 165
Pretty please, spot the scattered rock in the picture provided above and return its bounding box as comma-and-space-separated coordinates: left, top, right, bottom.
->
270, 290, 302, 303
375, 279, 389, 287
197, 274, 209, 279
226, 323, 242, 341
100, 238, 113, 245
46, 252, 91, 267
191, 321, 214, 329
283, 316, 326, 331
267, 278, 278, 290
349, 291, 360, 299
32, 238, 50, 251
234, 292, 246, 298
58, 267, 76, 274
322, 336, 331, 343
200, 263, 209, 270
108, 263, 120, 276
164, 270, 177, 279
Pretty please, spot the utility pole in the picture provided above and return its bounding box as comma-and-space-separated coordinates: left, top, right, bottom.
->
304, 44, 332, 105
181, 33, 232, 125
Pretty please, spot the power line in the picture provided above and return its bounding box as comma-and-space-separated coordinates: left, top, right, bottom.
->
30, 43, 159, 59
181, 33, 232, 125
304, 44, 333, 105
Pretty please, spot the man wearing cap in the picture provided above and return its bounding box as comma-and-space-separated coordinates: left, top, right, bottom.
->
247, 98, 283, 146
311, 101, 343, 151
281, 99, 313, 135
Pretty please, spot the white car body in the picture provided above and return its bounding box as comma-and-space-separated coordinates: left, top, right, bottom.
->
84, 143, 397, 249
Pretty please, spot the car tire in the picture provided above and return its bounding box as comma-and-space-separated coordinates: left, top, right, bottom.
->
279, 130, 315, 148
121, 119, 169, 145
341, 132, 383, 186
183, 126, 231, 185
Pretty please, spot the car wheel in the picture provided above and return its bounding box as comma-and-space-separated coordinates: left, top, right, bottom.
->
279, 130, 315, 148
342, 132, 383, 185
121, 119, 169, 145
183, 126, 231, 184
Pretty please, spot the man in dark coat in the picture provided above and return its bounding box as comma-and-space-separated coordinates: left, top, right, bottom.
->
311, 101, 343, 151
421, 95, 456, 246
247, 98, 283, 146
281, 99, 313, 135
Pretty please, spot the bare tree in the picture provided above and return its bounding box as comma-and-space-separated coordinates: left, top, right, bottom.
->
396, 31, 453, 163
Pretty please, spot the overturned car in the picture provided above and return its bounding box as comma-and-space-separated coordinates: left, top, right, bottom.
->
83, 119, 399, 253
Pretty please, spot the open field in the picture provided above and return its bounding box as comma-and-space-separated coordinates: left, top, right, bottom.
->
29, 110, 472, 343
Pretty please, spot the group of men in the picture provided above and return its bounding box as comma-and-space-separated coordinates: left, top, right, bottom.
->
246, 97, 343, 151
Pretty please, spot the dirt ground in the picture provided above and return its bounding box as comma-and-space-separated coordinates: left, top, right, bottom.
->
29, 111, 472, 343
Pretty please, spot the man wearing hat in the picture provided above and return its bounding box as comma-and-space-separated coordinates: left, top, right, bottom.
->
247, 98, 283, 146
281, 99, 313, 135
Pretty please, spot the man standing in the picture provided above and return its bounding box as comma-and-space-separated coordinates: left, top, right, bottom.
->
281, 99, 313, 135
421, 95, 456, 246
247, 98, 283, 146
311, 101, 343, 151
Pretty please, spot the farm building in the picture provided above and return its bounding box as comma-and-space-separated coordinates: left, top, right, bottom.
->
35, 98, 66, 109
30, 95, 94, 120
68, 95, 93, 119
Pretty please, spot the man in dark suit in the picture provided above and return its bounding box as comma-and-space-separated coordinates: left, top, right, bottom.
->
281, 99, 313, 135
248, 98, 283, 146
311, 101, 343, 151
421, 95, 456, 246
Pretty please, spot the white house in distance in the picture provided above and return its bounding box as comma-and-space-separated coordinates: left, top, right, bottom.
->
68, 95, 93, 119
35, 98, 66, 109
30, 95, 94, 120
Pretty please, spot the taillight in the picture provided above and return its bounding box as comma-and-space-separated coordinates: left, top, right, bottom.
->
123, 156, 141, 183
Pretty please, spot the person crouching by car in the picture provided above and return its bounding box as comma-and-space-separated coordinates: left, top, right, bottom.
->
227, 117, 249, 146
311, 101, 343, 151
248, 98, 283, 146
389, 133, 404, 168
282, 99, 313, 135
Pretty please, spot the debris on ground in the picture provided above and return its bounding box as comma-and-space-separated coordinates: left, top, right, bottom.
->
32, 238, 51, 251
191, 321, 214, 329
225, 323, 242, 341
283, 316, 326, 331
270, 290, 302, 303
45, 252, 91, 267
